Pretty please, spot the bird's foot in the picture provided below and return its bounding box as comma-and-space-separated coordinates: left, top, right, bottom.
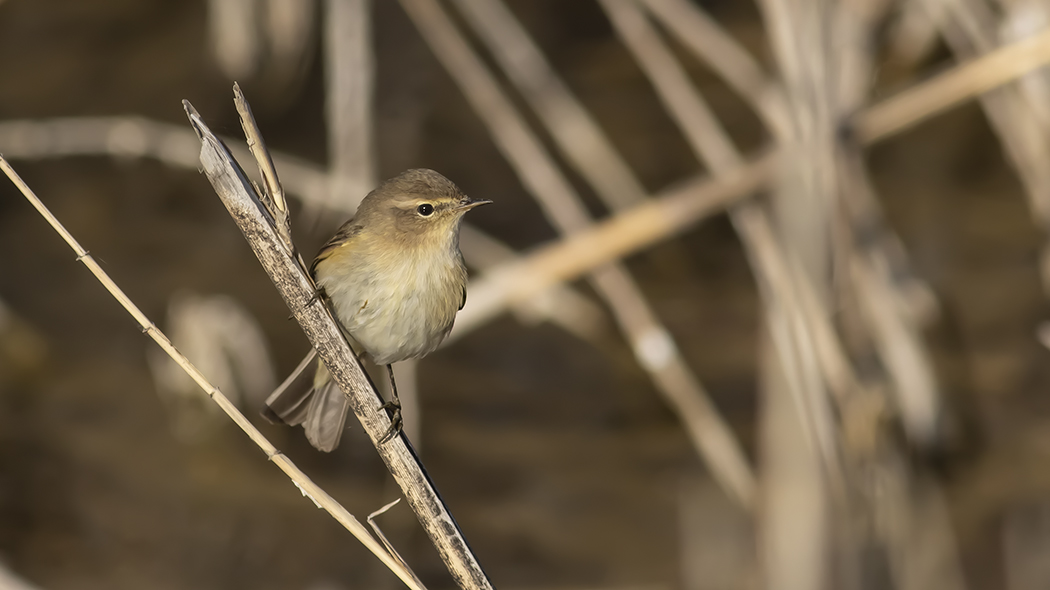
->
290, 287, 328, 320
378, 400, 403, 444
307, 286, 327, 307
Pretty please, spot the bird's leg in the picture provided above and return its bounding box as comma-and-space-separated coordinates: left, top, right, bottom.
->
378, 364, 403, 444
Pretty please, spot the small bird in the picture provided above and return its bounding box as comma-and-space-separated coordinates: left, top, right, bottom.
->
264, 169, 491, 451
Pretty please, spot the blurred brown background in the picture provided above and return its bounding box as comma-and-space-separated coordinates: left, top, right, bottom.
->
0, 1, 1048, 589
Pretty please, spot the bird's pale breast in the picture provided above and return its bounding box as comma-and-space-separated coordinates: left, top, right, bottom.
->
313, 237, 467, 366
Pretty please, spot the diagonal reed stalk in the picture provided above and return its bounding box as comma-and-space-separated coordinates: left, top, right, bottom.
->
324, 0, 377, 210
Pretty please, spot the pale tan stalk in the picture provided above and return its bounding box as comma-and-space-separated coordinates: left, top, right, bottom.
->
451, 152, 764, 331
207, 0, 260, 79
324, 0, 377, 208
638, 0, 791, 138
452, 0, 649, 210
924, 0, 1050, 223
753, 0, 841, 586
856, 26, 1050, 141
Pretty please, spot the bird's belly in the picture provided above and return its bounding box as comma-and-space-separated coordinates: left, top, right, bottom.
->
322, 265, 461, 366
346, 301, 451, 365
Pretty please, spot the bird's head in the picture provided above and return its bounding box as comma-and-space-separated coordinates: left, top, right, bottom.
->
356, 169, 491, 247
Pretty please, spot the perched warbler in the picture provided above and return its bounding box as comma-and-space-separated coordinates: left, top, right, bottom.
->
264, 169, 491, 451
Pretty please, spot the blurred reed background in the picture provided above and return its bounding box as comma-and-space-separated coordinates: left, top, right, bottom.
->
0, 0, 1049, 589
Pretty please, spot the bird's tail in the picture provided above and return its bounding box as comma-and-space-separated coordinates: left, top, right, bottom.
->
263, 349, 351, 452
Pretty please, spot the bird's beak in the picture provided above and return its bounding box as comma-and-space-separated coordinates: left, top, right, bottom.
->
456, 198, 493, 212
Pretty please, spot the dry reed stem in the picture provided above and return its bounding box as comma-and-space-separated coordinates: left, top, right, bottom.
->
600, 0, 741, 171
207, 0, 260, 79
836, 150, 945, 447
856, 25, 1050, 141
836, 4, 962, 586
757, 0, 839, 287
930, 0, 1050, 302
998, 0, 1050, 129
828, 0, 946, 455
0, 563, 42, 590
733, 208, 848, 479
0, 155, 426, 590
758, 0, 961, 586
834, 0, 945, 451
368, 499, 425, 589
639, 0, 791, 138
754, 0, 840, 586
452, 0, 649, 210
851, 254, 941, 447
754, 319, 830, 590
324, 0, 377, 209
456, 225, 607, 342
928, 0, 1050, 222
265, 0, 317, 78
834, 0, 893, 112
234, 82, 294, 251
182, 98, 492, 590
407, 0, 757, 509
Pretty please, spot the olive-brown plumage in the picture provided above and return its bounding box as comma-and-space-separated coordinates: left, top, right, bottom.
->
264, 169, 490, 451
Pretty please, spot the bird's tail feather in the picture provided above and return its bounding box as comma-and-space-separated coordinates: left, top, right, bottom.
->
263, 349, 318, 426
263, 349, 351, 452
304, 375, 351, 452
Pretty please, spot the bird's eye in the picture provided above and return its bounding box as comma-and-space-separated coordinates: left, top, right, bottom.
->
417, 203, 434, 216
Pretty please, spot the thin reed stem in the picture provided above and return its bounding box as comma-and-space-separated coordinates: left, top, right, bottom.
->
856, 26, 1050, 141
324, 0, 377, 208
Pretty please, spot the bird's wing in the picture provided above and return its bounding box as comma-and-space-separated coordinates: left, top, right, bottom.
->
310, 220, 363, 274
